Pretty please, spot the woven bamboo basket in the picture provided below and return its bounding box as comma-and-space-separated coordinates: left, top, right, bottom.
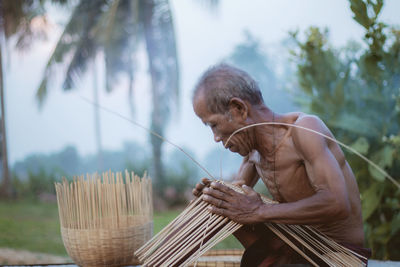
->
55, 170, 153, 267
189, 250, 243, 267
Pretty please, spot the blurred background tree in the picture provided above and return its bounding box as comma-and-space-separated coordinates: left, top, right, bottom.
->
0, 0, 65, 198
290, 0, 400, 259
35, 0, 180, 194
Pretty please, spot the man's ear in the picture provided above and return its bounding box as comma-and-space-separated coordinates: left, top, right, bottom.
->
228, 97, 248, 120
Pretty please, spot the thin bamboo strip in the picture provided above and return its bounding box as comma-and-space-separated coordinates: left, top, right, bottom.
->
276, 223, 330, 266
162, 216, 226, 267
137, 198, 206, 259
267, 223, 319, 267
185, 221, 242, 267
162, 215, 228, 266
304, 225, 367, 261
146, 204, 214, 265
142, 202, 207, 253
283, 224, 364, 266
143, 205, 210, 263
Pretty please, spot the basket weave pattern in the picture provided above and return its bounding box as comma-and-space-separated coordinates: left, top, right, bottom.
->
61, 220, 153, 266
55, 171, 153, 267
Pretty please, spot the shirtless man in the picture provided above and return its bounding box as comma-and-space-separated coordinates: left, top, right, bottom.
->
192, 64, 370, 266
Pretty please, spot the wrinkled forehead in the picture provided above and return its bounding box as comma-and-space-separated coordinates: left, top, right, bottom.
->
192, 91, 209, 119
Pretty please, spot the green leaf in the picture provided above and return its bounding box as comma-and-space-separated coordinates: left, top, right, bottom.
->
368, 162, 385, 181
381, 145, 394, 166
368, 145, 394, 181
350, 0, 372, 29
330, 113, 377, 137
374, 222, 392, 244
391, 212, 400, 236
373, 0, 383, 17
36, 77, 48, 109
350, 137, 369, 155
361, 182, 383, 221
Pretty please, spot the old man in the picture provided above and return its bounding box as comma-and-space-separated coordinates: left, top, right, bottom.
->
192, 64, 371, 266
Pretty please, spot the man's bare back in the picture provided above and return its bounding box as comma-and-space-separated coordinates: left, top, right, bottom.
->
244, 112, 364, 246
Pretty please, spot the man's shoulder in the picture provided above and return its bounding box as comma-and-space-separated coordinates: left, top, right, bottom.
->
289, 113, 330, 153
289, 113, 326, 135
292, 112, 321, 125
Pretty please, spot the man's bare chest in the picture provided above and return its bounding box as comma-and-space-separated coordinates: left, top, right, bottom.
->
250, 143, 315, 203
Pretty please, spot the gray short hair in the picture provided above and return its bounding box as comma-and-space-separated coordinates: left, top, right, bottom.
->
193, 63, 264, 114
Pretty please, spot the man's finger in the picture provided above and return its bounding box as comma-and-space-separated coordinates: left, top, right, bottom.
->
203, 187, 229, 201
232, 180, 245, 187
202, 194, 228, 209
192, 188, 200, 197
210, 182, 235, 195
208, 206, 233, 219
201, 177, 211, 185
195, 183, 205, 191
241, 184, 256, 195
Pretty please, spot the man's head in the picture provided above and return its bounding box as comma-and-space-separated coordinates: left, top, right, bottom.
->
192, 63, 264, 114
192, 64, 264, 156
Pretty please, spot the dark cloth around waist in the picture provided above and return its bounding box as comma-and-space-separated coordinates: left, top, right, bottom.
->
240, 224, 371, 267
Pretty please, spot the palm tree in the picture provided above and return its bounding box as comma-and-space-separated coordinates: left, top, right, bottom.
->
141, 0, 179, 188
0, 0, 54, 198
0, 43, 9, 198
37, 0, 179, 190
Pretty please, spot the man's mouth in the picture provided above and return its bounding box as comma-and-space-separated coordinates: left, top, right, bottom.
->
224, 142, 236, 152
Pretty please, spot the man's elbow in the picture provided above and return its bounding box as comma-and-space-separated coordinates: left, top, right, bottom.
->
331, 197, 351, 220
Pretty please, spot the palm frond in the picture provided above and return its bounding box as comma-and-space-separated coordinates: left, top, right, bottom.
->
0, 0, 48, 50
36, 0, 108, 106
62, 1, 107, 90
36, 73, 49, 108
99, 0, 140, 93
35, 1, 86, 105
141, 0, 180, 125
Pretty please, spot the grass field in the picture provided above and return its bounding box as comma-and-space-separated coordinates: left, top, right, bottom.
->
0, 200, 242, 256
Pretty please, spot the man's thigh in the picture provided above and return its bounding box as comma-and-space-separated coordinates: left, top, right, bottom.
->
239, 224, 312, 267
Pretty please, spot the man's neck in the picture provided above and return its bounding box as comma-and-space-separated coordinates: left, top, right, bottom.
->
247, 106, 276, 155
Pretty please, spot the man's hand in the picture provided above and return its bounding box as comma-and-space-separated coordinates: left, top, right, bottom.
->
202, 182, 265, 225
231, 179, 246, 187
192, 178, 212, 197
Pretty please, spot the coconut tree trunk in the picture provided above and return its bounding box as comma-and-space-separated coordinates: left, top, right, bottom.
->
93, 60, 103, 171
141, 0, 179, 190
128, 56, 135, 120
0, 44, 11, 198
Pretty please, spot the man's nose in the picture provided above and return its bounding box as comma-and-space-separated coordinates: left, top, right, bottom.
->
214, 133, 222, 143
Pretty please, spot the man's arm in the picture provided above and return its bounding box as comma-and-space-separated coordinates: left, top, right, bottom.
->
257, 115, 350, 225
203, 116, 351, 225
233, 155, 259, 187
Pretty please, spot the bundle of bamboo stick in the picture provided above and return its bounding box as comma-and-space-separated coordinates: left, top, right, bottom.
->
55, 170, 153, 267
136, 181, 366, 267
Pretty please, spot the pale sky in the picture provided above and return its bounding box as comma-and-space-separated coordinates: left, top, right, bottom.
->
5, 0, 400, 166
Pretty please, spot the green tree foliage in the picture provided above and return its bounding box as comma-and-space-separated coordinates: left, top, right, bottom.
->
291, 0, 400, 259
